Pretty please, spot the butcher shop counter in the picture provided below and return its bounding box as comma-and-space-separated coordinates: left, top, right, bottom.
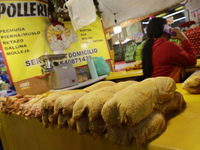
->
0, 84, 200, 150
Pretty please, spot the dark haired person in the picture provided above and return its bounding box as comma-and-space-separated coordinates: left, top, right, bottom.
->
142, 18, 196, 82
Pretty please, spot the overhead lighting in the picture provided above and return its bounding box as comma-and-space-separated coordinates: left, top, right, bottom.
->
115, 41, 119, 44
113, 13, 122, 34
173, 16, 186, 23
156, 13, 167, 18
142, 21, 149, 24
175, 6, 184, 11
141, 10, 185, 25
163, 9, 185, 18
113, 23, 122, 34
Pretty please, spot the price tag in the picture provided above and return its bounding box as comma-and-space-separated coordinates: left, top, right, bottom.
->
130, 34, 138, 40
137, 32, 144, 38
191, 8, 200, 18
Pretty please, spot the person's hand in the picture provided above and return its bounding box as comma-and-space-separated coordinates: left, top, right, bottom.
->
171, 28, 188, 41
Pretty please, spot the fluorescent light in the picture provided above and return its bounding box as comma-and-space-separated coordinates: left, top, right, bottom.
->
142, 21, 149, 24
173, 16, 186, 23
156, 13, 167, 18
175, 6, 184, 11
163, 9, 185, 18
142, 10, 185, 25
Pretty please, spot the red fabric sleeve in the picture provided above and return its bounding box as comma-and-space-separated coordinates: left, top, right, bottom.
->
169, 39, 197, 66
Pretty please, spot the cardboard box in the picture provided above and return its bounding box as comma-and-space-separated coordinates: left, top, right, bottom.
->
14, 76, 51, 95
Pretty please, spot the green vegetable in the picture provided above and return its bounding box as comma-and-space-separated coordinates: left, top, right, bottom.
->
135, 40, 146, 62
169, 39, 181, 46
125, 42, 137, 62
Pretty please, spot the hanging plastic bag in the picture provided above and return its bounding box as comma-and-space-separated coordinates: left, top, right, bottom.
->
66, 0, 96, 31
92, 57, 111, 76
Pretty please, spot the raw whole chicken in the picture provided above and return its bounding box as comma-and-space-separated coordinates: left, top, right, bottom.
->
132, 110, 166, 147
154, 91, 185, 115
0, 94, 36, 115
83, 81, 116, 93
182, 70, 200, 94
41, 91, 79, 128
101, 79, 158, 127
73, 81, 137, 135
143, 77, 177, 103
51, 91, 86, 129
106, 110, 166, 147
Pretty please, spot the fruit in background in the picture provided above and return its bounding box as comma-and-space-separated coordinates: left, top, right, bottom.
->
184, 26, 200, 55
169, 39, 181, 46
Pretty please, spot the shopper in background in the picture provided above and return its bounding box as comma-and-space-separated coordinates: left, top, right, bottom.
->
142, 18, 197, 82
0, 71, 10, 84
0, 71, 16, 91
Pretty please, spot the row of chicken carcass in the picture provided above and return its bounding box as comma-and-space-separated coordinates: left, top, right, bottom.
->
0, 77, 185, 147
40, 77, 185, 147
0, 93, 48, 120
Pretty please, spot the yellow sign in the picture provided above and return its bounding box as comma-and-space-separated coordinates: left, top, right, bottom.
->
0, 0, 52, 84
0, 1, 111, 84
46, 20, 111, 66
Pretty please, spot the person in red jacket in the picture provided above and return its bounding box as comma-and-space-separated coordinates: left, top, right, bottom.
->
142, 18, 197, 82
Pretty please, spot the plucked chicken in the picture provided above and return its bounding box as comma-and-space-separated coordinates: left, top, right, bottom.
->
73, 81, 137, 135
182, 70, 200, 94
101, 79, 158, 127
83, 81, 116, 93
106, 110, 166, 147
154, 91, 185, 115
51, 91, 86, 129
144, 77, 177, 103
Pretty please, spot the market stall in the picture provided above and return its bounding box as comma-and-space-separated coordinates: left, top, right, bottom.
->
0, 83, 200, 150
0, 0, 200, 150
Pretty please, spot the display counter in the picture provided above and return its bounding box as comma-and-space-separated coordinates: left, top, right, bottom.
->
105, 69, 143, 81
105, 59, 200, 81
0, 84, 200, 150
186, 58, 200, 72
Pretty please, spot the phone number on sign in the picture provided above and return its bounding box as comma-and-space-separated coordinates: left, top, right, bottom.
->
60, 55, 92, 64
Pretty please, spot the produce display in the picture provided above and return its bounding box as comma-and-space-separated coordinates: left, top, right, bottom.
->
0, 77, 186, 147
169, 38, 181, 46
124, 42, 137, 62
114, 46, 125, 62
135, 40, 146, 62
182, 70, 200, 94
184, 26, 200, 55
